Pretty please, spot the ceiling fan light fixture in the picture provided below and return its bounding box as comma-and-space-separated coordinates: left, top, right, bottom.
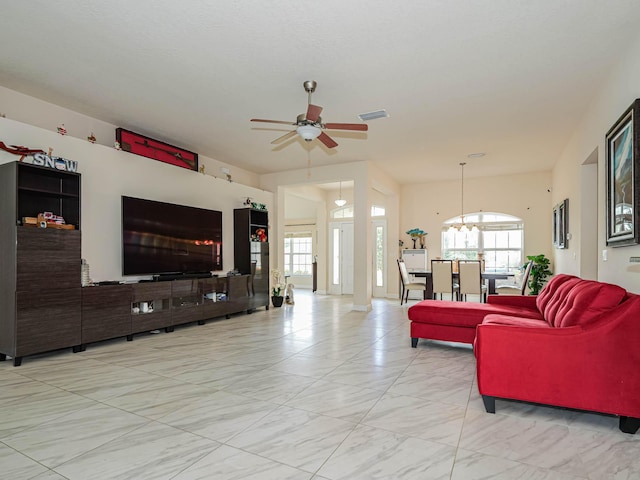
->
297, 125, 321, 141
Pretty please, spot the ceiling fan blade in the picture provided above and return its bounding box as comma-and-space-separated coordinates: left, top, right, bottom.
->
250, 118, 294, 125
270, 130, 297, 144
324, 123, 369, 131
317, 131, 338, 149
306, 104, 323, 122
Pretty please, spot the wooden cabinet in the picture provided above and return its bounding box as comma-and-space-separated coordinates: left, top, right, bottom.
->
131, 282, 172, 334
171, 279, 203, 326
0, 162, 82, 366
199, 277, 229, 320
82, 284, 133, 344
234, 208, 269, 311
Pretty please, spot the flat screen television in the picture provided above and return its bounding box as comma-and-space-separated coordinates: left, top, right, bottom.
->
122, 196, 222, 276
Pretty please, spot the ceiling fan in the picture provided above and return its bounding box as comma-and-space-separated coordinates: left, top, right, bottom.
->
250, 80, 368, 149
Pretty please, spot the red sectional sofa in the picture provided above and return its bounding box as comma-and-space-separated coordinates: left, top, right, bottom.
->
408, 274, 640, 434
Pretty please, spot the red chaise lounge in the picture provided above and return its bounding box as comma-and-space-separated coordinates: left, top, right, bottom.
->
408, 274, 640, 434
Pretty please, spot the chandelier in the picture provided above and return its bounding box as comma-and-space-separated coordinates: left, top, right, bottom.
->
448, 162, 478, 233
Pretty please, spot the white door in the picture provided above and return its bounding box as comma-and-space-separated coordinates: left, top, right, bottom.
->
372, 220, 386, 297
329, 222, 354, 295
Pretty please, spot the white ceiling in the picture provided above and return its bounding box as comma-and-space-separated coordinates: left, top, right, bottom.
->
2, 1, 640, 184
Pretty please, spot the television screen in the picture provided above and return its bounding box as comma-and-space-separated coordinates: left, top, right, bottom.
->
122, 196, 222, 276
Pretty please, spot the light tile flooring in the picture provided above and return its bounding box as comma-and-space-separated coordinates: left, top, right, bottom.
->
2, 291, 639, 479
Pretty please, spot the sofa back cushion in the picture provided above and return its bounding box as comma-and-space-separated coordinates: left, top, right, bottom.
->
549, 280, 627, 327
536, 274, 579, 314
540, 276, 582, 324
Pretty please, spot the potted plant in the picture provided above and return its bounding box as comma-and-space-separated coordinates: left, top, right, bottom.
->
406, 228, 427, 249
270, 269, 285, 307
526, 254, 552, 295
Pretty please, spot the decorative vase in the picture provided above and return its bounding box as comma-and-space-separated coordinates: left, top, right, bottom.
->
412, 238, 417, 248
271, 296, 284, 307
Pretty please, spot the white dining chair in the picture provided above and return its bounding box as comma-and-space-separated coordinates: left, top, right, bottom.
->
397, 259, 426, 305
431, 259, 459, 300
458, 260, 488, 302
495, 260, 533, 295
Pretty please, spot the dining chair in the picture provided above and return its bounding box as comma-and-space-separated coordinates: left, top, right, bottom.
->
397, 259, 426, 305
431, 259, 459, 300
495, 260, 533, 295
458, 260, 488, 302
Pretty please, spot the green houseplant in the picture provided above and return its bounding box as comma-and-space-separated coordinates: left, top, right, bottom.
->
526, 254, 552, 295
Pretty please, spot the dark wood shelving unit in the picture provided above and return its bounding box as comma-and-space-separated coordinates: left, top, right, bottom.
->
234, 208, 269, 311
0, 162, 82, 366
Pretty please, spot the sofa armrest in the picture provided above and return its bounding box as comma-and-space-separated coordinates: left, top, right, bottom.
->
487, 294, 538, 309
475, 310, 640, 418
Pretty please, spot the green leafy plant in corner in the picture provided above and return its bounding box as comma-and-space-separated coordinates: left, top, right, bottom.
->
526, 254, 552, 295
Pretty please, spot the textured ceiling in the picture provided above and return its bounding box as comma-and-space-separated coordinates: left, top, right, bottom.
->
1, 1, 640, 183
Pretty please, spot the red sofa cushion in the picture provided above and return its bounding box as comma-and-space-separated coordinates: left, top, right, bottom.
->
550, 280, 627, 327
408, 300, 541, 329
535, 274, 578, 318
539, 276, 582, 324
482, 314, 551, 328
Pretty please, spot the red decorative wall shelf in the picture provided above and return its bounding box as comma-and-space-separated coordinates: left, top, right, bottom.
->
115, 128, 198, 171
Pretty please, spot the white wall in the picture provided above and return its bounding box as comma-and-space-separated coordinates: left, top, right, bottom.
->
401, 171, 553, 266
0, 86, 261, 188
552, 32, 640, 293
0, 117, 273, 282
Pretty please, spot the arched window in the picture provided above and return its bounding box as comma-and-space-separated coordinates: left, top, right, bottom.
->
441, 212, 524, 272
331, 205, 354, 219
331, 205, 386, 218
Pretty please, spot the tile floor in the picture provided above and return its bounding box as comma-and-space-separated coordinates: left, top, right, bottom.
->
1, 291, 639, 479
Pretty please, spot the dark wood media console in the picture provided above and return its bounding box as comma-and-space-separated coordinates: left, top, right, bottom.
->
0, 161, 269, 366
80, 274, 258, 350
2, 274, 260, 366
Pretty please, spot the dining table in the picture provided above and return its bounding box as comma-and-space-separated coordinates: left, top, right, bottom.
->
408, 269, 513, 300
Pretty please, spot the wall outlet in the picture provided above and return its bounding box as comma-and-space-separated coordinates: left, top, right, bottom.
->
602, 249, 608, 262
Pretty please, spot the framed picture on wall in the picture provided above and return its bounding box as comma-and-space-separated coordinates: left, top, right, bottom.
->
606, 99, 640, 246
552, 199, 568, 249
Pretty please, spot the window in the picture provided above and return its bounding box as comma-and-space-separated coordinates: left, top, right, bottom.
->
375, 225, 384, 287
441, 212, 524, 272
371, 205, 385, 217
331, 205, 386, 218
284, 233, 313, 276
332, 206, 353, 219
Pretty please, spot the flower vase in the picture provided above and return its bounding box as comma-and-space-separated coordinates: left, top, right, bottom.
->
412, 238, 417, 248
271, 296, 284, 307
